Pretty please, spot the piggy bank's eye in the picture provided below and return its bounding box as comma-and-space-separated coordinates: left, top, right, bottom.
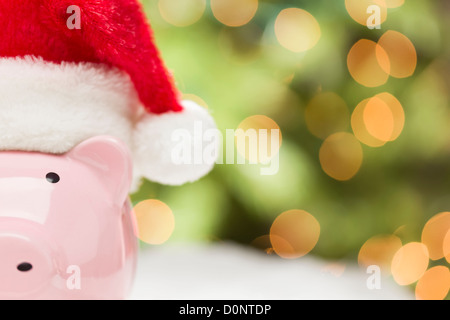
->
46, 172, 60, 184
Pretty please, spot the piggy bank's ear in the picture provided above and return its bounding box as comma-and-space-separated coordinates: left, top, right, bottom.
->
68, 136, 132, 202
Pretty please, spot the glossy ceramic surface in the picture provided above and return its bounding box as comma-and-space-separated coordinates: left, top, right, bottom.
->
0, 136, 138, 299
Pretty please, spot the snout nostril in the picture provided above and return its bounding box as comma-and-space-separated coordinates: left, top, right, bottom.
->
17, 262, 33, 272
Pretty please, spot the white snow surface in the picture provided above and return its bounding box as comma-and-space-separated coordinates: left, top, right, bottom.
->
129, 243, 413, 300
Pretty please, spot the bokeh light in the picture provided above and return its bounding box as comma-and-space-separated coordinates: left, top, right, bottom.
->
252, 234, 295, 256
158, 0, 206, 27
133, 199, 175, 245
347, 39, 390, 87
444, 230, 450, 263
358, 235, 402, 275
421, 212, 450, 260
182, 93, 209, 109
345, 0, 387, 26
319, 132, 363, 181
352, 93, 404, 147
352, 98, 386, 147
305, 92, 350, 139
270, 210, 320, 259
251, 235, 274, 254
391, 242, 429, 286
363, 96, 394, 142
133, 0, 450, 300
321, 263, 346, 278
211, 0, 258, 27
274, 8, 321, 53
236, 115, 282, 163
378, 31, 417, 78
415, 266, 450, 300
384, 0, 404, 8
375, 92, 405, 141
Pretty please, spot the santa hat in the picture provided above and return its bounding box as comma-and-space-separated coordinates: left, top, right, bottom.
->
0, 0, 217, 187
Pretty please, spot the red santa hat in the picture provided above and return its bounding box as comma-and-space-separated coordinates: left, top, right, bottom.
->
0, 0, 217, 187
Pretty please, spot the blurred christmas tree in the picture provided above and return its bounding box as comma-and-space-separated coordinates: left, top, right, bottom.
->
132, 0, 450, 299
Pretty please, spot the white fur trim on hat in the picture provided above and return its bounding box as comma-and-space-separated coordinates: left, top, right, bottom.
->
0, 56, 137, 154
0, 57, 218, 187
133, 100, 218, 186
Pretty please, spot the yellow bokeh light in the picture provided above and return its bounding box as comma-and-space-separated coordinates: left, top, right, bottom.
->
158, 0, 206, 27
415, 266, 450, 300
375, 92, 405, 141
391, 243, 429, 286
133, 199, 175, 245
358, 235, 402, 275
421, 212, 450, 261
345, 0, 387, 26
363, 96, 394, 142
274, 8, 321, 53
352, 93, 404, 147
270, 210, 320, 259
378, 30, 417, 78
352, 98, 387, 147
211, 0, 258, 27
385, 0, 404, 8
305, 92, 350, 139
321, 263, 346, 278
251, 235, 273, 253
236, 115, 282, 163
347, 39, 390, 87
444, 230, 450, 263
182, 93, 209, 109
319, 132, 363, 181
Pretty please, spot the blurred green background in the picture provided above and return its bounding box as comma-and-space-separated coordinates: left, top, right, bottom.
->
131, 0, 450, 278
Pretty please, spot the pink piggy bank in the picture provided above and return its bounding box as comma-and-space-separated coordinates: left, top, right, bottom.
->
0, 136, 138, 299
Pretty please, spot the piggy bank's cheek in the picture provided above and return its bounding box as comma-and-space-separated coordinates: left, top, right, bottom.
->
53, 210, 101, 264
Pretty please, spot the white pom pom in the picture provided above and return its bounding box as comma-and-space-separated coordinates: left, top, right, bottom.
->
132, 100, 218, 186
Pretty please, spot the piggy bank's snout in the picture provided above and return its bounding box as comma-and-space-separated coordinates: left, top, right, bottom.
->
0, 225, 55, 296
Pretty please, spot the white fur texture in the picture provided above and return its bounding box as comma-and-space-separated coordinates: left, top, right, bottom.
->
0, 57, 137, 154
133, 100, 218, 186
0, 57, 218, 186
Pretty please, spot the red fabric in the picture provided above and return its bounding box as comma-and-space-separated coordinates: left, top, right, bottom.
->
0, 0, 182, 114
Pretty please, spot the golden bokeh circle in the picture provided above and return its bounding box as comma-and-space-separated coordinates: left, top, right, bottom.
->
274, 8, 321, 53
378, 30, 417, 78
236, 115, 282, 163
421, 212, 450, 261
182, 93, 209, 109
352, 93, 404, 147
158, 0, 206, 27
385, 0, 404, 8
251, 235, 273, 253
352, 98, 387, 147
347, 39, 390, 87
345, 0, 388, 26
444, 230, 450, 263
358, 235, 402, 275
391, 242, 429, 286
363, 96, 394, 142
211, 0, 258, 27
319, 132, 363, 181
375, 92, 405, 141
133, 199, 175, 245
270, 210, 320, 259
415, 266, 450, 300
